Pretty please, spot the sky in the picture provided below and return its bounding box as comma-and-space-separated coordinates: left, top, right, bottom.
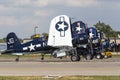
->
0, 0, 120, 39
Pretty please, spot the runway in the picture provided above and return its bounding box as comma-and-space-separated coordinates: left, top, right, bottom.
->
0, 61, 120, 76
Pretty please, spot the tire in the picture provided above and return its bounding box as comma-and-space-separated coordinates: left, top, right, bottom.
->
96, 54, 103, 59
104, 55, 108, 59
77, 55, 80, 61
85, 54, 92, 60
41, 57, 44, 60
71, 55, 80, 62
15, 58, 19, 62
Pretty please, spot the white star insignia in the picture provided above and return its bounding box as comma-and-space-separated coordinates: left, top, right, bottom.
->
89, 32, 94, 38
57, 22, 67, 31
76, 27, 82, 32
29, 43, 35, 51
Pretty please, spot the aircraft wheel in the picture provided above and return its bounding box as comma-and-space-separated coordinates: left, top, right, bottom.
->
41, 57, 44, 60
104, 55, 108, 59
76, 55, 80, 61
15, 57, 19, 62
96, 54, 103, 59
71, 55, 80, 62
85, 54, 92, 60
60, 57, 63, 59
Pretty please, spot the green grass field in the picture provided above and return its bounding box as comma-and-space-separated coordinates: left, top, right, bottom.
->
0, 76, 120, 80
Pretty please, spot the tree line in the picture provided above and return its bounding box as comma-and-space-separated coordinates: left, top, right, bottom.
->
94, 21, 120, 38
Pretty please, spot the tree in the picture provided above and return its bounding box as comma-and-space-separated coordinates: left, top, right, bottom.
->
42, 32, 48, 37
94, 21, 113, 37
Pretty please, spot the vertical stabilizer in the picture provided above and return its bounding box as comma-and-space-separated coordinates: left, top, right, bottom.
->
6, 32, 21, 50
48, 15, 72, 47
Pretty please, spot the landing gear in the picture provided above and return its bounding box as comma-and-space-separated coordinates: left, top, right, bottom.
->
41, 57, 44, 60
41, 54, 45, 60
59, 57, 63, 59
15, 56, 19, 62
96, 54, 101, 59
71, 55, 80, 62
96, 53, 103, 59
85, 54, 93, 60
104, 55, 108, 59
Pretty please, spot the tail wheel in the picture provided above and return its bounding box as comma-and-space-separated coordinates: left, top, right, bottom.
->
41, 57, 44, 60
41, 54, 45, 60
71, 55, 80, 62
15, 56, 19, 62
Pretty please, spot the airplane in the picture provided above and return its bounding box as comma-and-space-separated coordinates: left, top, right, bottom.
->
72, 22, 104, 60
1, 32, 58, 61
1, 15, 80, 62
48, 15, 80, 61
86, 27, 103, 59
71, 21, 91, 60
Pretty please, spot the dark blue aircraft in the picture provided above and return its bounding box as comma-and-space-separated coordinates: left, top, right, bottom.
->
100, 32, 110, 52
71, 21, 92, 60
1, 32, 58, 61
86, 27, 103, 59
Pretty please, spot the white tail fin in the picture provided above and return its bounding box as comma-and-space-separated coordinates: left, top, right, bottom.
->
118, 34, 120, 38
48, 15, 72, 47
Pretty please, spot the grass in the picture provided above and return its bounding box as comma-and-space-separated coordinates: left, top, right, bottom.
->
59, 76, 120, 80
0, 76, 43, 80
0, 76, 120, 80
112, 54, 120, 57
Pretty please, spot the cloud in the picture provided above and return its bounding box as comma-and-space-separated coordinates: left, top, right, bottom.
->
66, 0, 98, 7
0, 5, 7, 12
0, 16, 35, 27
0, 0, 99, 27
0, 5, 12, 12
34, 0, 49, 7
0, 16, 18, 26
34, 10, 54, 17
10, 0, 98, 8
0, 0, 119, 38
13, 0, 49, 7
13, 0, 31, 6
116, 3, 120, 8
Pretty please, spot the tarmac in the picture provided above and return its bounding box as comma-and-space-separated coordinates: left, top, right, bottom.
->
0, 57, 120, 76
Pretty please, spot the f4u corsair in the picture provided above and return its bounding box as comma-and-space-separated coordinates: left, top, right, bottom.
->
1, 15, 80, 61
2, 32, 58, 61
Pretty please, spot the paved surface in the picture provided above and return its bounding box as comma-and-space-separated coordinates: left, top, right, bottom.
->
0, 61, 120, 76
0, 56, 120, 62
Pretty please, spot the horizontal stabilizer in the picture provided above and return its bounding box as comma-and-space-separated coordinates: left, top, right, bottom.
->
12, 53, 23, 56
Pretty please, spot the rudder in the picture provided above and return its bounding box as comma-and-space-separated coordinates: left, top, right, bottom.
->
6, 32, 21, 50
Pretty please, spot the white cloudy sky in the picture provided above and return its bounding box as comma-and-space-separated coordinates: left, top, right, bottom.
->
0, 0, 120, 38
